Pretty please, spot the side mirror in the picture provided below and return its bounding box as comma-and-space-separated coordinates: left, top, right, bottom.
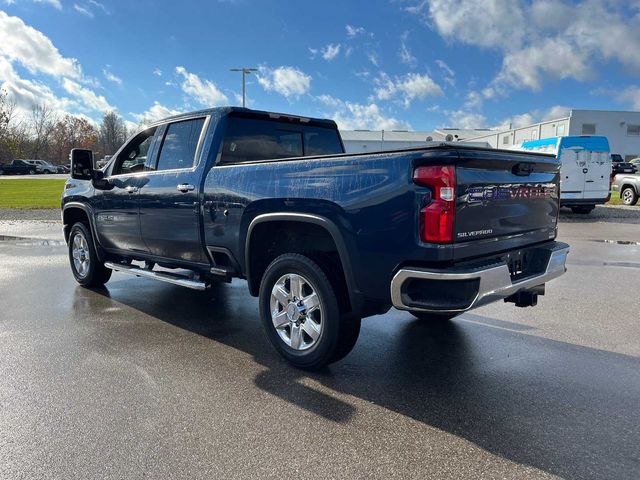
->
70, 148, 94, 180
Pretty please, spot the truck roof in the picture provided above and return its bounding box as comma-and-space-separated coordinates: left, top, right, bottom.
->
148, 106, 339, 129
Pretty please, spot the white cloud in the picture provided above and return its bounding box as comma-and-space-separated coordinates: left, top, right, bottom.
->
61, 78, 114, 112
103, 67, 122, 85
34, 0, 62, 9
257, 66, 311, 98
374, 72, 443, 107
619, 86, 640, 110
175, 66, 228, 106
153, 68, 162, 77
346, 25, 366, 38
0, 11, 82, 79
331, 101, 411, 131
445, 110, 487, 129
74, 4, 94, 18
367, 52, 380, 67
496, 105, 571, 129
0, 56, 72, 116
408, 0, 640, 95
321, 43, 341, 61
132, 101, 182, 124
399, 42, 417, 68
0, 11, 117, 121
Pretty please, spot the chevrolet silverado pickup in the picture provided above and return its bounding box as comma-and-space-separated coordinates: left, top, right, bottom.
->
62, 107, 569, 369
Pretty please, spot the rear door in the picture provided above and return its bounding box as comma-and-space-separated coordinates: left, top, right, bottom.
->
137, 116, 208, 263
583, 150, 610, 201
558, 147, 586, 201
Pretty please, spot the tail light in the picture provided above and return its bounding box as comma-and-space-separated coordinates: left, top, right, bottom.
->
413, 165, 456, 243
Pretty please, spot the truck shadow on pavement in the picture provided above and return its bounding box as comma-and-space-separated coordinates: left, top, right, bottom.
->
84, 279, 640, 480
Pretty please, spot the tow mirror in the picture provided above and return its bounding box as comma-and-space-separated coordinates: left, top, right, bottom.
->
70, 148, 94, 180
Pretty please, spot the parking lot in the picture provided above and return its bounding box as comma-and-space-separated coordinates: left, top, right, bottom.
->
0, 208, 639, 480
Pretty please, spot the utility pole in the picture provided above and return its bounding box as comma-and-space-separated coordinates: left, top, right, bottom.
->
230, 67, 258, 108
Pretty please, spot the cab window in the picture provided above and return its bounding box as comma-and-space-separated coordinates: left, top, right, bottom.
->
112, 127, 157, 175
154, 118, 205, 171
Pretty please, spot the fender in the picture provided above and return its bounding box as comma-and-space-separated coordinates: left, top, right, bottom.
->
245, 212, 363, 312
62, 201, 105, 261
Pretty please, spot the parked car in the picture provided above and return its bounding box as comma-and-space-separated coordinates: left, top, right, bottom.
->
0, 159, 37, 175
24, 159, 58, 174
612, 173, 640, 205
62, 107, 569, 369
611, 154, 637, 175
628, 158, 640, 170
56, 165, 70, 174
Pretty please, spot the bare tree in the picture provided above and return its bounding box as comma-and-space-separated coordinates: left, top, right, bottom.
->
99, 111, 127, 155
30, 103, 56, 160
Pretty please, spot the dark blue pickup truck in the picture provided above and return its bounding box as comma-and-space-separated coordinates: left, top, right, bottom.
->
62, 107, 569, 368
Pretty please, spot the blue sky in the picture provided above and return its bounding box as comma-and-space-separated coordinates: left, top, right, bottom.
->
1, 0, 640, 131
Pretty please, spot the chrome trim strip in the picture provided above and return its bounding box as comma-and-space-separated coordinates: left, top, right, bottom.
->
105, 262, 207, 290
390, 245, 570, 313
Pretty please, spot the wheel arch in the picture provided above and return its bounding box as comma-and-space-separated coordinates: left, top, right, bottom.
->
245, 212, 362, 314
62, 202, 105, 261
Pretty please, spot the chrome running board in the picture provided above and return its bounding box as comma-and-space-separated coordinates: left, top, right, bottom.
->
104, 262, 207, 290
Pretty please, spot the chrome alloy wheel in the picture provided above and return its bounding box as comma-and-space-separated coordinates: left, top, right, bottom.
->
622, 188, 634, 204
71, 232, 90, 278
270, 273, 323, 350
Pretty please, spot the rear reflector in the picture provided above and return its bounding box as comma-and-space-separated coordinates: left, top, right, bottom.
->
413, 165, 456, 243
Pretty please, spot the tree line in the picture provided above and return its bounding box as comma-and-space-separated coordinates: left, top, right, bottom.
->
0, 89, 132, 165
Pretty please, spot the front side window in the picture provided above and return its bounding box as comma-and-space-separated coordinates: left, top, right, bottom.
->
155, 118, 205, 171
582, 123, 596, 135
113, 127, 157, 175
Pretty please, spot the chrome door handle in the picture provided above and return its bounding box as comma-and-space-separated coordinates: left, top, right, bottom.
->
177, 183, 195, 192
124, 186, 138, 194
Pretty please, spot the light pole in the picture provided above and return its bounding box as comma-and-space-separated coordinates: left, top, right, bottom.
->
230, 67, 258, 108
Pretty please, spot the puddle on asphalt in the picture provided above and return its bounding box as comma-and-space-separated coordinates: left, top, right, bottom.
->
0, 235, 65, 246
603, 262, 640, 269
593, 239, 640, 246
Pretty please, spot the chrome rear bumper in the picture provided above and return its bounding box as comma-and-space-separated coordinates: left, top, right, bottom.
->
390, 242, 569, 313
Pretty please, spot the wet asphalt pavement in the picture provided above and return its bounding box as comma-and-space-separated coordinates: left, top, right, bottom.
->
0, 214, 639, 479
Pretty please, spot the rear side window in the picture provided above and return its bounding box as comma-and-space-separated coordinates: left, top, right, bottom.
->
304, 127, 343, 156
155, 118, 205, 171
219, 117, 342, 164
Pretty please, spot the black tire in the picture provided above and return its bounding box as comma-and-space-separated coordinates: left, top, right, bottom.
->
259, 253, 361, 370
28, 169, 36, 175
571, 205, 594, 214
621, 187, 639, 206
68, 222, 112, 287
411, 311, 457, 322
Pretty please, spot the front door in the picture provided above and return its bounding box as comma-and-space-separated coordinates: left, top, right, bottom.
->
95, 127, 159, 252
137, 117, 207, 264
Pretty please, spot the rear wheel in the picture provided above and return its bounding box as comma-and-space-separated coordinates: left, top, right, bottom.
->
259, 253, 360, 370
411, 311, 457, 322
571, 205, 594, 214
28, 169, 36, 175
68, 222, 112, 287
621, 187, 639, 206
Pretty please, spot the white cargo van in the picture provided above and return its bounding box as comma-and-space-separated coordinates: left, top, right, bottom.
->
519, 136, 611, 214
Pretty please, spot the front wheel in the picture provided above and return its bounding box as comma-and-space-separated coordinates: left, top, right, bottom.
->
28, 169, 36, 175
68, 222, 112, 287
259, 253, 360, 370
621, 187, 639, 206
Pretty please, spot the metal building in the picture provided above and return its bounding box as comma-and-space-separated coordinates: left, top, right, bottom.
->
340, 128, 493, 153
466, 109, 640, 161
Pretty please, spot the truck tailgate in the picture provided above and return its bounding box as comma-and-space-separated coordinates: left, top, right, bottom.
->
454, 148, 559, 248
